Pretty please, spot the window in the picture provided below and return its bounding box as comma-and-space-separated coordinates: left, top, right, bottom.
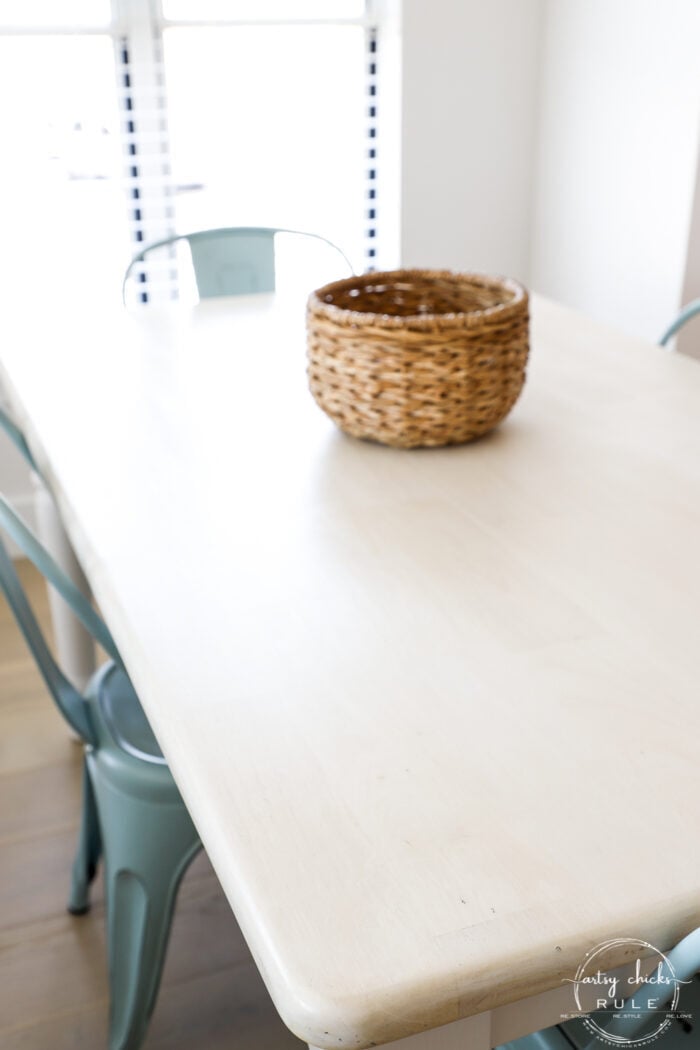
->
0, 27, 125, 304
164, 25, 367, 262
0, 0, 379, 306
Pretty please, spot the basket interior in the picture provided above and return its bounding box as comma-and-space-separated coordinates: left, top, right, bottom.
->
319, 271, 518, 319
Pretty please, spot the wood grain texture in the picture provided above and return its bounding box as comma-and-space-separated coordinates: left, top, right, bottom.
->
2, 294, 700, 1048
0, 564, 304, 1050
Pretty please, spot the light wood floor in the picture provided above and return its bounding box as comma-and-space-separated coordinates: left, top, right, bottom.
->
0, 560, 306, 1050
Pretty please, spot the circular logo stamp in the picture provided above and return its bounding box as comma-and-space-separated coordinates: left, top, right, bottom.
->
562, 937, 692, 1046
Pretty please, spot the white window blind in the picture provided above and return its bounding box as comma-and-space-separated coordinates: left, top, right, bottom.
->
365, 23, 378, 269
114, 0, 177, 304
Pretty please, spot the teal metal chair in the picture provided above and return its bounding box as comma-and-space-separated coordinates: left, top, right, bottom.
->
0, 492, 201, 1050
122, 224, 354, 306
0, 403, 100, 691
660, 297, 700, 346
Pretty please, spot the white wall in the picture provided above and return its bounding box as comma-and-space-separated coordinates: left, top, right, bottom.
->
0, 433, 31, 503
0, 429, 36, 549
678, 142, 700, 357
530, 0, 700, 343
399, 0, 545, 283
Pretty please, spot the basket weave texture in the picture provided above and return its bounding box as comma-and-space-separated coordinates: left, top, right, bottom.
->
307, 269, 529, 449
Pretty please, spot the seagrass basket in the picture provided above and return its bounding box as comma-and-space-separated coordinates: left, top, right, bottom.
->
306, 269, 529, 449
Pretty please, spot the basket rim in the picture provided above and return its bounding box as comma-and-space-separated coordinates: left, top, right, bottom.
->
307, 268, 528, 329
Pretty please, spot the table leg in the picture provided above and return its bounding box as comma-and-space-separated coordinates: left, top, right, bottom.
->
32, 473, 96, 691
307, 981, 576, 1050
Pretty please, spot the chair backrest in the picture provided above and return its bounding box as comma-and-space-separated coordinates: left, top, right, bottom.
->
659, 297, 700, 347
122, 225, 354, 306
0, 494, 123, 745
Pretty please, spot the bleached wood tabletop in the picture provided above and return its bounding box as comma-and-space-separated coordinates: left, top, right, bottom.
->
2, 291, 700, 1049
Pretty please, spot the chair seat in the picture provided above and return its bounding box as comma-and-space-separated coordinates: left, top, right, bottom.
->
96, 663, 165, 764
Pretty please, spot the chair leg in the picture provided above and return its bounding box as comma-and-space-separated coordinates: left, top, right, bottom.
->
68, 756, 103, 915
91, 765, 201, 1050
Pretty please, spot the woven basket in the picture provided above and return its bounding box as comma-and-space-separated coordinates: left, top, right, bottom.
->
307, 269, 529, 449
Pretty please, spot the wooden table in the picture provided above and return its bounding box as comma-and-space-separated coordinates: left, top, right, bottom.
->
3, 292, 700, 1050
